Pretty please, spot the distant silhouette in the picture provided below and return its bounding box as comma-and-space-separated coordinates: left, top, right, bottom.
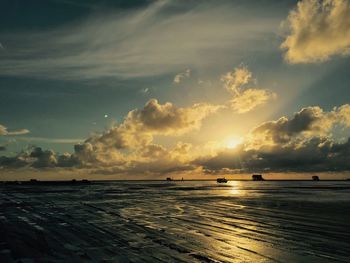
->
166, 177, 173, 181
312, 176, 320, 181
217, 178, 228, 183
252, 174, 264, 181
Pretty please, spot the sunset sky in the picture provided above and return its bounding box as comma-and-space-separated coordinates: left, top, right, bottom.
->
1, 0, 350, 179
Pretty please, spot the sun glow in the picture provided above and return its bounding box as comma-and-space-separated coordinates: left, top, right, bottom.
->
226, 137, 243, 149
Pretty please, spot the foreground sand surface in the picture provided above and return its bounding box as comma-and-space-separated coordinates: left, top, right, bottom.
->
0, 180, 350, 262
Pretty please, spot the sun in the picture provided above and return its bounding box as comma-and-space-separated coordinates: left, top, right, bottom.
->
226, 137, 243, 149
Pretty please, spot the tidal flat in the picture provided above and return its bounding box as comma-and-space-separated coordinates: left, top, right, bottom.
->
0, 180, 349, 262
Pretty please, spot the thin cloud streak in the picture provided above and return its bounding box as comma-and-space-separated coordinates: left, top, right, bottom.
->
15, 137, 84, 144
0, 1, 279, 80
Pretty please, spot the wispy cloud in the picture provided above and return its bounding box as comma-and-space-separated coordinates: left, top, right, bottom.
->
0, 1, 278, 80
0, 124, 30, 136
15, 136, 83, 144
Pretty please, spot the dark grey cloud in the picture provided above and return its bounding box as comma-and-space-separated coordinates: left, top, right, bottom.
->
196, 137, 350, 172
196, 104, 350, 173
0, 154, 28, 168
30, 147, 58, 168
0, 147, 79, 169
251, 104, 350, 144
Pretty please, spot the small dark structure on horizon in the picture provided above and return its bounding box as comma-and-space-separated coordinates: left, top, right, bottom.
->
217, 178, 228, 183
252, 174, 264, 181
166, 177, 173, 181
312, 176, 320, 181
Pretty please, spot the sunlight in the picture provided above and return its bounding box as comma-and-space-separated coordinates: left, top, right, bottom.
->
226, 137, 243, 149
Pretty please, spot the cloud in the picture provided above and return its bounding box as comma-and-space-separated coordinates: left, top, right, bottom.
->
15, 136, 83, 144
0, 124, 30, 136
0, 154, 29, 168
197, 136, 350, 172
249, 104, 350, 147
230, 89, 276, 114
3, 103, 350, 174
196, 104, 350, 173
95, 142, 197, 175
281, 0, 350, 64
128, 99, 219, 135
0, 147, 79, 169
74, 99, 219, 167
0, 1, 278, 80
221, 66, 253, 95
173, 69, 191, 84
0, 99, 217, 173
30, 147, 58, 168
221, 65, 276, 113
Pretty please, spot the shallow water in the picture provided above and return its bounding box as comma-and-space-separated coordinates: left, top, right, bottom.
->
1, 180, 350, 262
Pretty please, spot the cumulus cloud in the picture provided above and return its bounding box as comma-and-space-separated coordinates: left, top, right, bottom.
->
0, 124, 30, 136
249, 104, 350, 147
0, 146, 79, 169
85, 99, 219, 150
98, 142, 197, 175
30, 147, 58, 168
221, 65, 276, 113
74, 99, 219, 168
281, 0, 350, 64
196, 104, 350, 173
197, 137, 350, 172
3, 101, 350, 175
0, 99, 216, 173
0, 154, 29, 168
173, 69, 191, 84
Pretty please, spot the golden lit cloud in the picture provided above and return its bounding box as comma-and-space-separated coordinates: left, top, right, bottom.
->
222, 65, 276, 113
230, 89, 276, 114
281, 0, 350, 63
70, 99, 220, 171
225, 137, 243, 149
195, 104, 350, 173
3, 104, 350, 175
249, 104, 350, 148
221, 65, 252, 96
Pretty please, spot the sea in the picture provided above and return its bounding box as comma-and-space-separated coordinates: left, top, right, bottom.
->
0, 180, 349, 262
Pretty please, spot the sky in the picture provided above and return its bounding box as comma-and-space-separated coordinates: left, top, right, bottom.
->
1, 0, 350, 180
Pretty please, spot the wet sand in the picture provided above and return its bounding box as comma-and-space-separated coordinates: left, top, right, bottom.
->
0, 180, 349, 262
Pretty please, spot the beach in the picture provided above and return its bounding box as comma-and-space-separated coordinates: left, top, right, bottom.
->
1, 180, 349, 262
